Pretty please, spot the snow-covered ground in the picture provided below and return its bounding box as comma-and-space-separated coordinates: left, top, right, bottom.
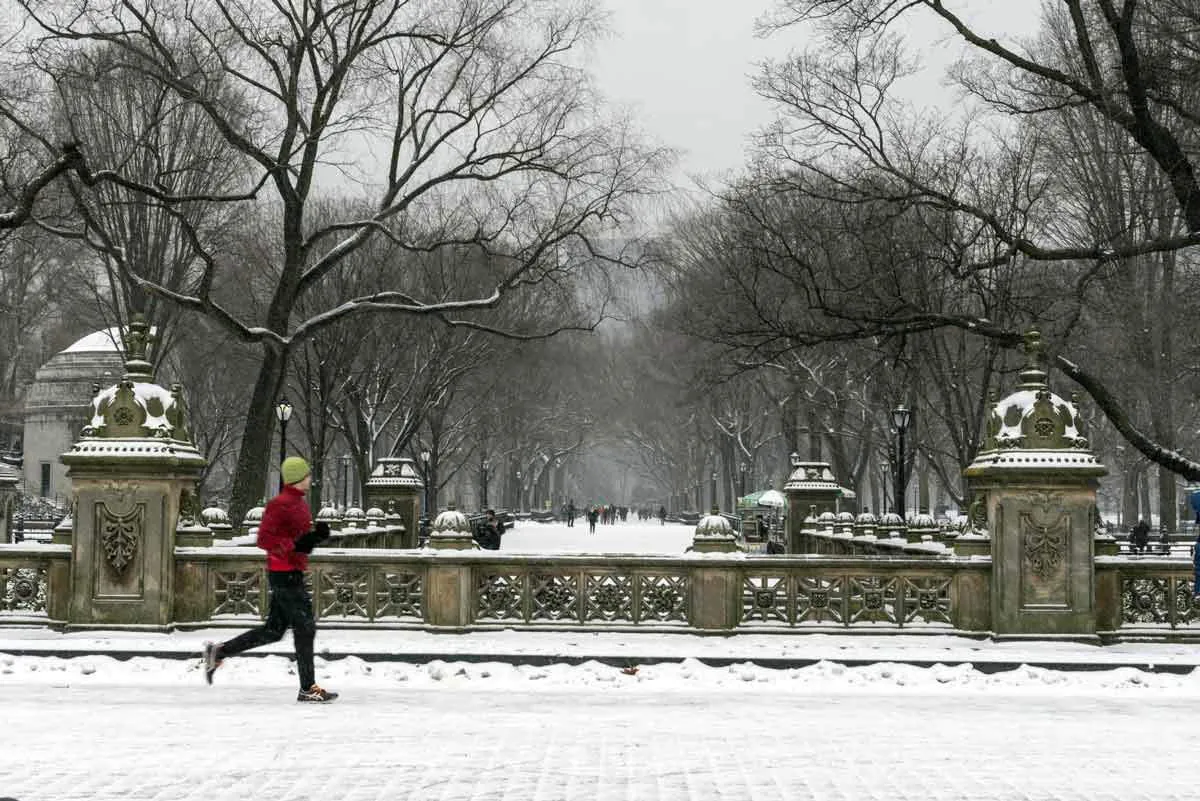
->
5, 519, 1200, 799
499, 518, 697, 553
2, 649, 1200, 800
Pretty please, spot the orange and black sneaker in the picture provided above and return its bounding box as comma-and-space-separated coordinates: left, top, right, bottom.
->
297, 684, 339, 703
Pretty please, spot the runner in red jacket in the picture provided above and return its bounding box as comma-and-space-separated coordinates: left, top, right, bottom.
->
202, 456, 338, 702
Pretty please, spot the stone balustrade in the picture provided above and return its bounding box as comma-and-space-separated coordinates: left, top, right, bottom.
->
8, 541, 1200, 638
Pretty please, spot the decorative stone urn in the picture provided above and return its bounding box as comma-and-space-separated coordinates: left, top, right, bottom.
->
427, 502, 476, 551
59, 316, 206, 629
689, 507, 741, 553
963, 329, 1106, 639
200, 506, 234, 540
363, 457, 422, 548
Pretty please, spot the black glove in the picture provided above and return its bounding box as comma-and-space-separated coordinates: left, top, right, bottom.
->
294, 527, 326, 554
314, 521, 331, 541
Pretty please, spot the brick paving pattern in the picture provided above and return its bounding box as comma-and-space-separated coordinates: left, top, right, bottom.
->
1, 679, 1195, 800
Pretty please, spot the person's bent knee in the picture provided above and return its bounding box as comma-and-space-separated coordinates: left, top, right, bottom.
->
263, 623, 288, 642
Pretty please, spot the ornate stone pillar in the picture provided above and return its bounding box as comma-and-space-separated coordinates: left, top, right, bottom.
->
783, 460, 843, 553
363, 457, 422, 548
59, 317, 206, 629
964, 330, 1106, 639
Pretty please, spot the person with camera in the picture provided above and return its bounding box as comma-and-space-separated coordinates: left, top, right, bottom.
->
202, 456, 338, 702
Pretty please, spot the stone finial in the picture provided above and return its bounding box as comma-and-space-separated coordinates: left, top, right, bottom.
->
122, 314, 154, 381
1016, 328, 1048, 390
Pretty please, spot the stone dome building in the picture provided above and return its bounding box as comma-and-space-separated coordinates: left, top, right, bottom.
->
22, 328, 126, 503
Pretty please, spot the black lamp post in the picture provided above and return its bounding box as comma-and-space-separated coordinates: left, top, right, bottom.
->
710, 471, 718, 512
891, 404, 911, 520
515, 469, 522, 513
739, 462, 747, 502
340, 454, 350, 510
420, 449, 431, 519
275, 400, 292, 491
481, 459, 491, 510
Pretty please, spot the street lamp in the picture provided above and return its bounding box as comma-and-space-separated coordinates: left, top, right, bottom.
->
275, 400, 293, 491
419, 449, 431, 520
891, 404, 911, 520
481, 459, 491, 509
340, 454, 350, 510
710, 471, 718, 512
515, 469, 522, 513
739, 462, 747, 502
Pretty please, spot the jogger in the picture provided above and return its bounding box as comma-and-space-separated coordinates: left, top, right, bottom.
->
203, 456, 337, 702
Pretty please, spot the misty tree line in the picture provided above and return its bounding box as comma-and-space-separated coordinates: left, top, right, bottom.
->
2, 0, 1200, 528
640, 0, 1200, 528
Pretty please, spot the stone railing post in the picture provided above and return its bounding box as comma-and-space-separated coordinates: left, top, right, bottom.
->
423, 504, 476, 627
686, 508, 741, 629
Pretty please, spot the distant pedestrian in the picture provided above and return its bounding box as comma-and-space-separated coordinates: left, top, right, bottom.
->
476, 508, 503, 550
1193, 529, 1200, 599
657, 505, 666, 526
1131, 519, 1151, 554
203, 457, 337, 703
587, 507, 599, 534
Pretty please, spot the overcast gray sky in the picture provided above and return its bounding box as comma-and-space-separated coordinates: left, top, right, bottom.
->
589, 0, 1046, 188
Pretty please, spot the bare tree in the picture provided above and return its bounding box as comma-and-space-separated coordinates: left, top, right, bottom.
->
12, 0, 667, 522
743, 0, 1200, 480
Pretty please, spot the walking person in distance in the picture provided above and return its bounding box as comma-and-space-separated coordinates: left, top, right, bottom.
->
202, 456, 338, 702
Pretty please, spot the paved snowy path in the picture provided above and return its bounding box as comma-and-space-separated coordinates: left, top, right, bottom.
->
498, 519, 696, 554
3, 663, 1198, 801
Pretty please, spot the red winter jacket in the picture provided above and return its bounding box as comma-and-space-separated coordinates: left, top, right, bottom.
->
256, 485, 313, 572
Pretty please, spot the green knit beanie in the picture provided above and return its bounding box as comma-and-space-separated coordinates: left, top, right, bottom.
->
281, 456, 311, 486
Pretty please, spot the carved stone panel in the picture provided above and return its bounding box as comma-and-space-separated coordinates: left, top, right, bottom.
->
94, 499, 145, 598
740, 574, 790, 625
1, 566, 48, 614
583, 574, 634, 622
1019, 501, 1069, 608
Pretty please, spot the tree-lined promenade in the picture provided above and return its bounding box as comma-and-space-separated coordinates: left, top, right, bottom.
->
0, 0, 1198, 528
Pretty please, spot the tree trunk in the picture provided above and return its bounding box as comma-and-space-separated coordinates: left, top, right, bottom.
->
918, 452, 930, 514
310, 457, 326, 511
228, 347, 287, 526
1158, 463, 1177, 533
